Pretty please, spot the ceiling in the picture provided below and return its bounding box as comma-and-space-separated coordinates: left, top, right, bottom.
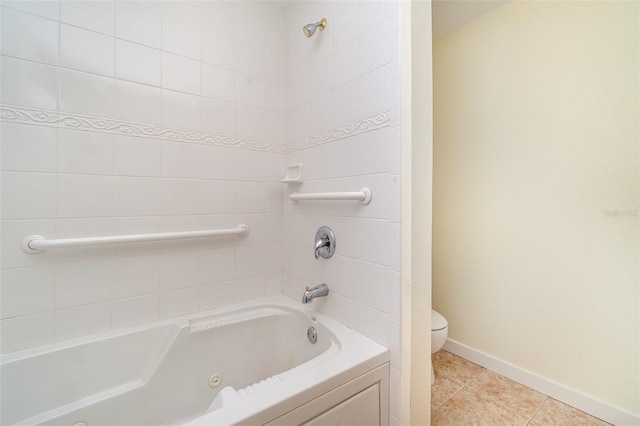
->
431, 0, 510, 39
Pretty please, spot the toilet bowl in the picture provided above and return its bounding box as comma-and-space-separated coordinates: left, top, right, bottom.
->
431, 310, 448, 384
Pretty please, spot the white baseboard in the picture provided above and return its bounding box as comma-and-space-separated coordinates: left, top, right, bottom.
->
443, 339, 639, 426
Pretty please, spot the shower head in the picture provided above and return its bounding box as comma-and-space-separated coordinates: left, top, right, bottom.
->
303, 18, 327, 37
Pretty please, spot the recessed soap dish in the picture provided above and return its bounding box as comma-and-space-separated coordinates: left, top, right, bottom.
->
282, 164, 303, 183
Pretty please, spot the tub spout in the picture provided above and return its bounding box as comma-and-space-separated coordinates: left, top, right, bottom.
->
302, 283, 329, 304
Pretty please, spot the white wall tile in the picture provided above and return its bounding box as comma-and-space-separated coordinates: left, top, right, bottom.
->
162, 52, 201, 95
359, 127, 393, 175
56, 260, 114, 308
265, 213, 283, 243
162, 16, 201, 60
389, 271, 400, 321
1, 57, 58, 109
265, 272, 282, 296
265, 79, 286, 113
0, 313, 55, 353
235, 245, 265, 279
60, 24, 114, 77
1, 124, 57, 173
2, 1, 59, 20
57, 174, 114, 218
199, 248, 235, 284
1, 172, 56, 220
199, 281, 234, 310
60, 69, 114, 118
114, 135, 161, 178
236, 106, 266, 141
358, 65, 390, 118
201, 181, 235, 214
355, 304, 390, 346
311, 94, 332, 135
158, 287, 198, 319
58, 129, 114, 175
265, 184, 284, 213
331, 217, 392, 266
1, 7, 58, 65
358, 0, 389, 36
111, 294, 158, 329
55, 303, 111, 341
390, 366, 401, 419
113, 255, 159, 299
160, 179, 200, 215
236, 150, 265, 182
391, 29, 400, 81
332, 1, 358, 51
236, 182, 265, 213
161, 141, 202, 179
115, 40, 161, 86
1, 267, 55, 318
202, 64, 235, 102
114, 80, 162, 124
202, 146, 236, 181
162, 1, 202, 26
236, 73, 265, 109
115, 2, 161, 49
60, 0, 115, 35
330, 81, 358, 128
202, 25, 236, 70
263, 111, 287, 143
161, 90, 201, 130
308, 59, 331, 102
358, 20, 390, 77
264, 243, 282, 274
200, 98, 236, 135
159, 251, 200, 291
234, 1, 266, 75
114, 177, 161, 217
234, 276, 265, 303
330, 42, 358, 91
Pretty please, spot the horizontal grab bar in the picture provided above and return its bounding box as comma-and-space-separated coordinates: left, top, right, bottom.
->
22, 225, 249, 254
289, 188, 372, 205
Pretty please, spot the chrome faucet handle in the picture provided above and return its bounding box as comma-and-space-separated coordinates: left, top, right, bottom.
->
314, 238, 329, 259
314, 226, 335, 260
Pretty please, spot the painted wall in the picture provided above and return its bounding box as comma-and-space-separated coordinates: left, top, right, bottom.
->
433, 0, 639, 416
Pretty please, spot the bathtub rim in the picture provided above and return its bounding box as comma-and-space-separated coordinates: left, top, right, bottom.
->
1, 295, 390, 426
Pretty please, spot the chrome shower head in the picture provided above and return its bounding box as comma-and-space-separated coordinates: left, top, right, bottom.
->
303, 18, 327, 37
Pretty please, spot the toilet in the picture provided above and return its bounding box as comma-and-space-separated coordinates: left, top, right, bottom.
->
431, 309, 448, 384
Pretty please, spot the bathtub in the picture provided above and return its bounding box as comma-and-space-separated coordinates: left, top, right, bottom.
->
1, 296, 389, 426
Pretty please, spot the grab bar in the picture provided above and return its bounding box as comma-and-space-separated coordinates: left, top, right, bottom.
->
22, 225, 249, 254
289, 188, 372, 205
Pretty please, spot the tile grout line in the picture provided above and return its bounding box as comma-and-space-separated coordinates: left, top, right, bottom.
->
433, 368, 487, 411
525, 395, 548, 425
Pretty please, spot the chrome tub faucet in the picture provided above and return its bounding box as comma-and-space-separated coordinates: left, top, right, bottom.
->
302, 283, 329, 304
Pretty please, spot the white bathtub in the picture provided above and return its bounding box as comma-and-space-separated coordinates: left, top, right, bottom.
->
1, 296, 389, 426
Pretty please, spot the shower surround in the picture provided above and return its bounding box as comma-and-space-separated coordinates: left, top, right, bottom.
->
0, 0, 402, 423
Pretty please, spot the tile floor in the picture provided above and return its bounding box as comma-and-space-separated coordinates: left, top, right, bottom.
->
431, 350, 612, 425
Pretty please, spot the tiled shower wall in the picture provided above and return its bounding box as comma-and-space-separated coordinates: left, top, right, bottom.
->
282, 1, 402, 423
0, 0, 289, 353
0, 2, 402, 421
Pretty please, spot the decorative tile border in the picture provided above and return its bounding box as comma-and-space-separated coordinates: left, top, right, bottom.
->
1, 105, 391, 153
289, 111, 391, 151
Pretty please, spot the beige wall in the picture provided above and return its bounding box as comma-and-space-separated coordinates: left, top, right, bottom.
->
433, 0, 639, 416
